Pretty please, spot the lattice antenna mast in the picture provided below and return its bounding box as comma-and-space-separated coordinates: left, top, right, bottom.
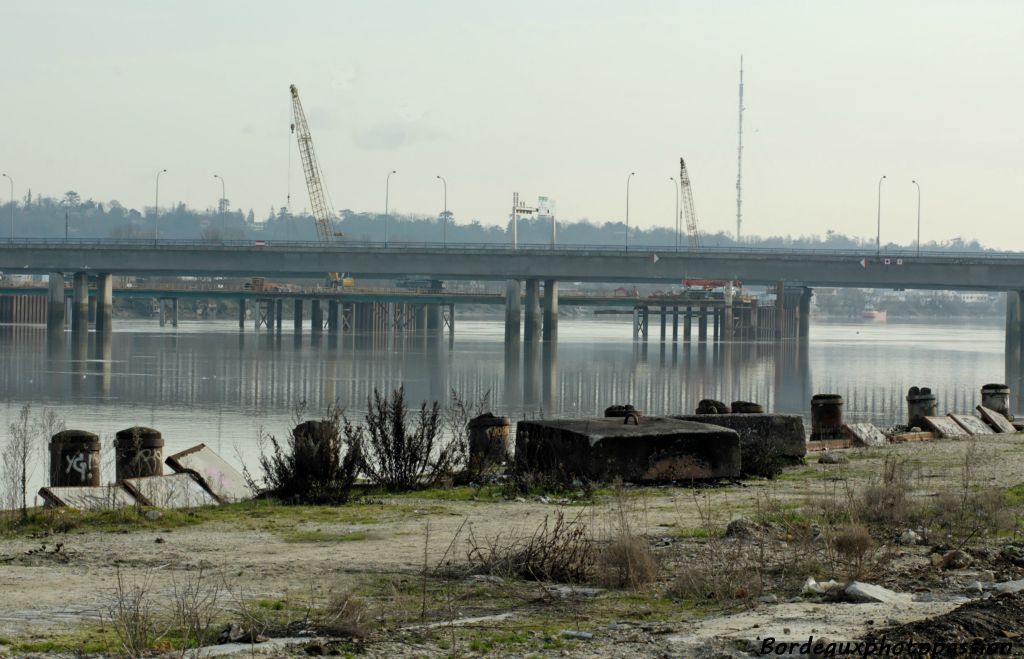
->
679, 158, 701, 249
290, 84, 337, 242
736, 55, 744, 243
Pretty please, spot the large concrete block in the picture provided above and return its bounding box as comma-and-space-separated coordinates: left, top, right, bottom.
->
514, 417, 740, 483
672, 413, 807, 462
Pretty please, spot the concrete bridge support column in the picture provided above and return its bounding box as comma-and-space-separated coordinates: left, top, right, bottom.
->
712, 307, 720, 342
750, 299, 759, 340
310, 300, 323, 334
798, 288, 813, 340
48, 273, 65, 332
263, 298, 272, 331
774, 281, 786, 340
87, 295, 97, 325
660, 306, 667, 342
1007, 292, 1022, 355
275, 299, 283, 333
698, 305, 708, 342
504, 280, 521, 345
159, 300, 166, 327
543, 279, 558, 344
238, 299, 246, 329
72, 272, 89, 335
293, 299, 303, 334
95, 273, 113, 334
723, 283, 734, 341
427, 304, 442, 333
171, 298, 179, 328
524, 279, 541, 344
684, 306, 692, 342
672, 306, 679, 342
328, 300, 339, 334
448, 304, 455, 336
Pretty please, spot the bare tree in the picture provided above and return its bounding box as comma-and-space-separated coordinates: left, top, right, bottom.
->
3, 404, 33, 521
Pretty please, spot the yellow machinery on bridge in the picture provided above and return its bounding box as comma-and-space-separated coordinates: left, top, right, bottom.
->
290, 84, 345, 285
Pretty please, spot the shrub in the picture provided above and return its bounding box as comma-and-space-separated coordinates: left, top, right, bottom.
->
255, 404, 361, 504
467, 511, 595, 583
350, 387, 458, 492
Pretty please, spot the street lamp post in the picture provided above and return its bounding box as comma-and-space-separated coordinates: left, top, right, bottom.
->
213, 174, 226, 235
669, 177, 679, 250
911, 179, 921, 257
155, 168, 167, 240
436, 175, 447, 247
625, 172, 635, 250
1, 173, 12, 240
875, 174, 886, 257
384, 170, 396, 244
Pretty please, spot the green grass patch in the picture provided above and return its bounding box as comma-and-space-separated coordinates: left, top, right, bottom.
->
281, 529, 370, 543
1004, 483, 1024, 507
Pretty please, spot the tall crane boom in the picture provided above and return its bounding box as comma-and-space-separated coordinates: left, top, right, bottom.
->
679, 158, 701, 249
290, 84, 336, 242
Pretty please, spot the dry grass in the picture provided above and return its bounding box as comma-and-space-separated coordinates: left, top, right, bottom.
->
466, 511, 596, 583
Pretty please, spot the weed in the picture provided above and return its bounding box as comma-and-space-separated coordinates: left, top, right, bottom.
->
467, 511, 595, 583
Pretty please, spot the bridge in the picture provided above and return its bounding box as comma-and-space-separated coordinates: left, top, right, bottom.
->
3, 239, 1024, 348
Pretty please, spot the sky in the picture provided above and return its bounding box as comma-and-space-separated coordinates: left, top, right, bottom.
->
1, 1, 1022, 247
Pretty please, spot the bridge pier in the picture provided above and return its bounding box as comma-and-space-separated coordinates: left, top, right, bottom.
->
48, 272, 65, 333
275, 299, 283, 333
310, 299, 323, 334
293, 299, 303, 334
427, 304, 442, 333
95, 273, 113, 334
724, 284, 735, 341
238, 299, 246, 329
672, 306, 679, 342
524, 279, 541, 343
799, 287, 813, 339
505, 280, 521, 344
72, 272, 89, 335
712, 306, 720, 342
698, 305, 708, 342
328, 300, 339, 334
684, 305, 692, 342
171, 298, 179, 327
543, 280, 558, 343
447, 303, 455, 336
774, 281, 785, 340
660, 305, 667, 342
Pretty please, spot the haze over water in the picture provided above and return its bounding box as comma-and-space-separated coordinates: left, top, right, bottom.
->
0, 316, 1011, 495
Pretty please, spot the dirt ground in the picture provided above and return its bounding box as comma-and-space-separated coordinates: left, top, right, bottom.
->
4, 434, 1024, 657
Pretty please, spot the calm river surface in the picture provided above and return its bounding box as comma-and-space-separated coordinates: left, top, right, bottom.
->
0, 316, 1013, 494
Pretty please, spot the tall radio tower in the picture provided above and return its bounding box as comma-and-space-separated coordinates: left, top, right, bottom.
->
736, 56, 745, 243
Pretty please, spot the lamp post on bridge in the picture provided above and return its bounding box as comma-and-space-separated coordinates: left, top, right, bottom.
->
384, 170, 396, 245
213, 174, 226, 236
1, 173, 12, 240
436, 175, 447, 247
669, 176, 679, 251
625, 171, 635, 250
155, 168, 167, 240
911, 179, 921, 257
875, 174, 886, 257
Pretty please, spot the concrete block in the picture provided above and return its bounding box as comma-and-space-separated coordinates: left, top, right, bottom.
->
977, 405, 1017, 434
923, 416, 970, 439
165, 444, 252, 503
38, 485, 138, 510
672, 413, 807, 462
121, 473, 220, 509
948, 414, 995, 436
514, 417, 740, 483
842, 423, 888, 447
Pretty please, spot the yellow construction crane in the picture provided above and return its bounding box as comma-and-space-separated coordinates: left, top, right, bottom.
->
679, 158, 701, 249
290, 84, 343, 283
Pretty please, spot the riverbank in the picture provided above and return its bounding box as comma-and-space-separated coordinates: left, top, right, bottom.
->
4, 433, 1024, 656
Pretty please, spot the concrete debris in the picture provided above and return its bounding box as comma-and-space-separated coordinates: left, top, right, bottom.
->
144, 510, 163, 521
990, 579, 1024, 595
672, 413, 807, 462
165, 443, 253, 503
122, 472, 220, 509
891, 431, 935, 443
560, 630, 594, 640
932, 549, 973, 570
844, 581, 912, 604
695, 399, 730, 414
899, 530, 922, 546
801, 577, 841, 596
843, 423, 889, 447
37, 485, 136, 511
923, 416, 970, 439
948, 413, 995, 436
976, 405, 1017, 434
514, 417, 741, 483
817, 452, 849, 464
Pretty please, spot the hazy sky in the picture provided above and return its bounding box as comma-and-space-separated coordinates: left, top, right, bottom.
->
1, 1, 1021, 247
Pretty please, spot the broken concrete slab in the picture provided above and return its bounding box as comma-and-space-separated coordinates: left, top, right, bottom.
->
121, 473, 220, 509
37, 485, 138, 510
844, 581, 912, 604
842, 423, 889, 447
514, 417, 740, 483
948, 413, 995, 436
165, 444, 252, 503
923, 416, 970, 439
671, 413, 806, 462
891, 431, 935, 443
976, 405, 1017, 434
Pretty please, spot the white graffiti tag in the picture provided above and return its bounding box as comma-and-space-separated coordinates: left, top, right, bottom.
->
66, 452, 91, 481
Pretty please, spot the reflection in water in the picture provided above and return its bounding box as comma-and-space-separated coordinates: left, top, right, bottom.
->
0, 318, 1012, 484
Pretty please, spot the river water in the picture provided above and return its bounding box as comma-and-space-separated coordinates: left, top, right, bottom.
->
0, 316, 1013, 496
